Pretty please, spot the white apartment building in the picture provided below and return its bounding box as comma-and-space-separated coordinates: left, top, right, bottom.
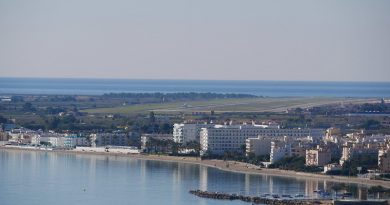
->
305, 145, 332, 166
8, 127, 37, 144
40, 136, 64, 147
200, 124, 324, 156
90, 132, 131, 147
246, 136, 276, 156
173, 123, 214, 144
270, 140, 291, 163
31, 133, 88, 148
63, 134, 90, 147
30, 134, 40, 145
269, 138, 308, 164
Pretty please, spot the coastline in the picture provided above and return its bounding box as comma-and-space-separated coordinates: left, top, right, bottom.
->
2, 146, 390, 188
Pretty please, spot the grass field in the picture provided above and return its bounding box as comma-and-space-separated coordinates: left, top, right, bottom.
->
82, 97, 375, 114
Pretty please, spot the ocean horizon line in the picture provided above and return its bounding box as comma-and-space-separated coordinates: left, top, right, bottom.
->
1, 76, 389, 84
1, 77, 389, 97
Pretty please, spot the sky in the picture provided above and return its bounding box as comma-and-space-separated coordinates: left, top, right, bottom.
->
0, 0, 389, 82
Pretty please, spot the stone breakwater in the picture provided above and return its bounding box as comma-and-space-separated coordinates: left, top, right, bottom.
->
189, 190, 332, 205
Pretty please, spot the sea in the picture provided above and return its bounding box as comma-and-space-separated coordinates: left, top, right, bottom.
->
0, 77, 389, 97
0, 149, 376, 205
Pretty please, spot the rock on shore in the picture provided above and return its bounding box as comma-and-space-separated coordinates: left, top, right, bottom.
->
189, 190, 332, 205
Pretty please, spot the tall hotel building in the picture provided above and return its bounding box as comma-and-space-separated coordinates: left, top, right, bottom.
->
200, 124, 324, 155
173, 123, 214, 144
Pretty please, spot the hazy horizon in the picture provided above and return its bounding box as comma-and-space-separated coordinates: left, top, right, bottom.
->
1, 76, 390, 83
1, 0, 390, 82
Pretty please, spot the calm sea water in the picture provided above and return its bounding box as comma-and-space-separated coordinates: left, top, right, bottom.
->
0, 149, 372, 205
0, 77, 389, 97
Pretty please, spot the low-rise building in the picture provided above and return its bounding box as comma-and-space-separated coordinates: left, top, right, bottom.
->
323, 163, 342, 173
8, 127, 37, 144
246, 136, 281, 156
30, 134, 40, 145
340, 142, 379, 166
63, 134, 89, 148
40, 132, 65, 147
141, 134, 173, 151
379, 145, 390, 173
30, 132, 89, 148
269, 137, 309, 164
74, 146, 139, 154
291, 145, 307, 158
324, 127, 341, 144
90, 132, 133, 147
0, 131, 8, 141
306, 145, 331, 166
381, 117, 390, 128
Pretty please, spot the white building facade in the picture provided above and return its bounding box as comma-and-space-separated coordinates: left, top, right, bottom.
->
90, 132, 132, 147
270, 140, 291, 164
173, 123, 214, 144
246, 136, 275, 156
200, 124, 324, 156
305, 146, 332, 166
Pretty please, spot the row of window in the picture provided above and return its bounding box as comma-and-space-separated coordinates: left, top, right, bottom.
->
209, 144, 242, 147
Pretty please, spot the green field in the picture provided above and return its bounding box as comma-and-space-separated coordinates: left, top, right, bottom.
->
82, 97, 373, 114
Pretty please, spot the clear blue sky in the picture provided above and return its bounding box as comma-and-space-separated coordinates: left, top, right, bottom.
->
0, 0, 389, 81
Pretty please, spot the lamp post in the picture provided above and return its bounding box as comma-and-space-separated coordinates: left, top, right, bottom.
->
357, 167, 362, 175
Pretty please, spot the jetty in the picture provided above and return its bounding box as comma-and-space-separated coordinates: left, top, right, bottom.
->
189, 190, 390, 205
189, 190, 332, 205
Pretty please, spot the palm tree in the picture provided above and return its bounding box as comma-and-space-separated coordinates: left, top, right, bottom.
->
186, 140, 201, 155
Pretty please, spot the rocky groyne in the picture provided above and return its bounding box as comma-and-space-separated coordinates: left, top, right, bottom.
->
189, 190, 332, 205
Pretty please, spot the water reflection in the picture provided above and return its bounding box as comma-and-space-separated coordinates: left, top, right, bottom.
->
199, 166, 208, 191
0, 149, 389, 205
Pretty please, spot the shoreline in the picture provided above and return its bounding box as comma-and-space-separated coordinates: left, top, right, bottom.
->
2, 146, 390, 188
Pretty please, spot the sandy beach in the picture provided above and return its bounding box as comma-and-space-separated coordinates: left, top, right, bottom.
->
2, 146, 390, 188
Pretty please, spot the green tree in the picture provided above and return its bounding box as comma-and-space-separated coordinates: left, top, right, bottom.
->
361, 119, 381, 130
185, 141, 201, 155
0, 115, 8, 123
48, 117, 60, 129
340, 155, 378, 176
40, 141, 52, 147
240, 144, 246, 154
149, 111, 156, 124
170, 141, 180, 155
22, 102, 35, 111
